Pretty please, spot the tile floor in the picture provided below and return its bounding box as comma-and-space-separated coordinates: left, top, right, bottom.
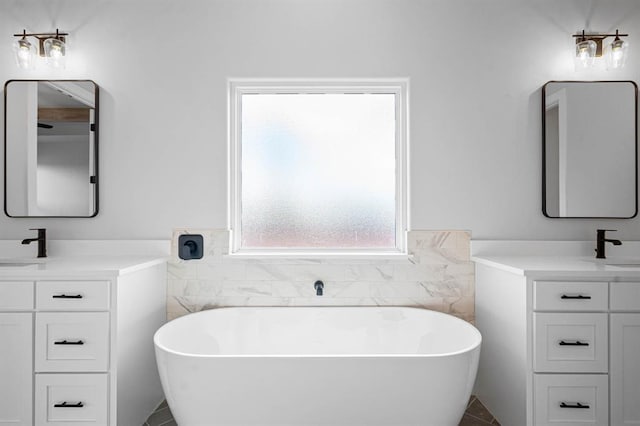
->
144, 395, 500, 426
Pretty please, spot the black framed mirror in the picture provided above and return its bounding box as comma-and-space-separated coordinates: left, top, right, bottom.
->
4, 80, 99, 217
542, 80, 638, 218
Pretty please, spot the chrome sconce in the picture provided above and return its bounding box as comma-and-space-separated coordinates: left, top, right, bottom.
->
12, 29, 68, 69
573, 30, 629, 70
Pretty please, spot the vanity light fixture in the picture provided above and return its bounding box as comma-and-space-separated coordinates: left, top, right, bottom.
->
12, 29, 68, 69
573, 29, 629, 70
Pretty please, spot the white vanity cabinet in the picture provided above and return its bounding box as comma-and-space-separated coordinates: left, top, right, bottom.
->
609, 283, 640, 426
0, 281, 34, 426
0, 258, 167, 426
474, 257, 640, 426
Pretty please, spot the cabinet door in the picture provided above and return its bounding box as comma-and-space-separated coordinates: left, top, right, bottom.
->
610, 313, 640, 426
0, 313, 32, 426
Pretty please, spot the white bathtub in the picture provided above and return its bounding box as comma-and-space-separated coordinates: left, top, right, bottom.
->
154, 307, 481, 426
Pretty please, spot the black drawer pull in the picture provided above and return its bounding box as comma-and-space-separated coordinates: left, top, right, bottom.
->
52, 294, 83, 299
54, 340, 84, 345
560, 402, 590, 409
561, 294, 591, 300
559, 340, 589, 346
54, 401, 84, 408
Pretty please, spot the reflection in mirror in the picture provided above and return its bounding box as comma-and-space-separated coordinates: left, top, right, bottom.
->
4, 80, 98, 217
543, 81, 637, 218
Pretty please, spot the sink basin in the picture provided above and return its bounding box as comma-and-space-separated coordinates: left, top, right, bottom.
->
607, 264, 640, 268
0, 262, 39, 267
0, 258, 45, 268
584, 259, 640, 269
603, 260, 640, 268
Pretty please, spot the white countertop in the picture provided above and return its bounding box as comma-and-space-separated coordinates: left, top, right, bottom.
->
472, 255, 640, 278
0, 240, 170, 278
0, 255, 168, 279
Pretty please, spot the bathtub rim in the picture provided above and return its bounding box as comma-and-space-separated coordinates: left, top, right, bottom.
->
154, 306, 481, 359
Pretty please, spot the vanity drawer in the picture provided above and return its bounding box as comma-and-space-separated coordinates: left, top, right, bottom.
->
534, 281, 608, 312
36, 281, 110, 311
0, 281, 34, 309
35, 373, 108, 426
35, 312, 109, 372
610, 282, 640, 311
533, 373, 608, 426
534, 313, 607, 373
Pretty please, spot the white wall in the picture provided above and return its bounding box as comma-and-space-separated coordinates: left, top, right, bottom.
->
1, 0, 639, 240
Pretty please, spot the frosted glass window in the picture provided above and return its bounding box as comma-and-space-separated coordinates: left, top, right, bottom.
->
231, 82, 407, 253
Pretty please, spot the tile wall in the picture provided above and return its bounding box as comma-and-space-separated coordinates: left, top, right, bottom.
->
167, 230, 474, 322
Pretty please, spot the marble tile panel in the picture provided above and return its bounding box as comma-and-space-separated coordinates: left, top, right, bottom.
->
444, 262, 475, 278
166, 296, 190, 320
200, 297, 294, 308
182, 280, 222, 297
197, 263, 246, 280
371, 282, 441, 298
326, 282, 371, 298
167, 261, 198, 280
369, 297, 447, 311
456, 278, 476, 297
167, 228, 475, 322
456, 231, 471, 249
218, 281, 273, 297
409, 247, 469, 265
289, 297, 381, 306
244, 264, 346, 281
343, 265, 395, 281
210, 230, 231, 249
394, 263, 446, 281
446, 296, 475, 322
318, 282, 449, 299
270, 281, 324, 298
408, 230, 458, 250
167, 279, 187, 296
417, 280, 464, 298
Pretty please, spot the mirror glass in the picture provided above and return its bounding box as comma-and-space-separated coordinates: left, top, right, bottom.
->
543, 81, 637, 218
4, 80, 98, 217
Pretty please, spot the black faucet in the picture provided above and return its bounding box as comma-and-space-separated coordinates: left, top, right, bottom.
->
314, 280, 324, 296
595, 229, 622, 259
21, 228, 47, 258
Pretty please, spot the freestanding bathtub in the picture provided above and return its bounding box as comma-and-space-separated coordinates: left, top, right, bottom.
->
154, 307, 481, 426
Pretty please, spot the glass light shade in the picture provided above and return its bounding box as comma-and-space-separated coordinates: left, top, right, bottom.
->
44, 37, 66, 68
575, 39, 597, 69
605, 38, 629, 69
12, 38, 36, 69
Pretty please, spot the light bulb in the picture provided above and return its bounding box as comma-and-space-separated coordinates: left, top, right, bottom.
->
44, 37, 66, 68
12, 38, 35, 69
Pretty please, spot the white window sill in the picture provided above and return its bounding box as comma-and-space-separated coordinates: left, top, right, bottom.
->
223, 252, 414, 263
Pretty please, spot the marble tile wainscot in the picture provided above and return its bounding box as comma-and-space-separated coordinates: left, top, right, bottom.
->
167, 229, 474, 322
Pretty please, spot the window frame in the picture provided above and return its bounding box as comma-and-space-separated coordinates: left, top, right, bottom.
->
228, 79, 409, 256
